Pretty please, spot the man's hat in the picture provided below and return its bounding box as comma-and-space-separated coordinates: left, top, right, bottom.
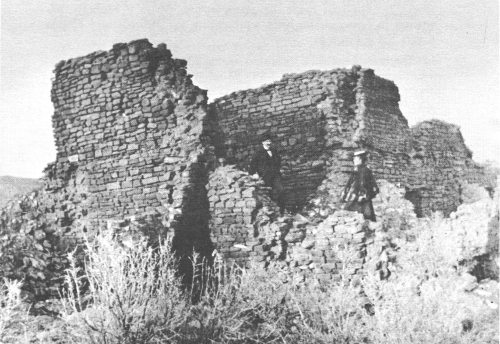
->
260, 132, 273, 142
353, 150, 368, 157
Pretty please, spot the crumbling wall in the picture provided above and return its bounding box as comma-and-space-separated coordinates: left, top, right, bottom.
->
354, 69, 411, 184
285, 211, 368, 281
50, 39, 216, 255
0, 39, 220, 298
211, 68, 361, 211
406, 120, 492, 217
305, 69, 412, 217
211, 68, 493, 219
2, 40, 497, 298
211, 67, 413, 214
208, 165, 300, 266
211, 66, 412, 217
207, 166, 390, 280
208, 166, 272, 266
206, 169, 420, 282
0, 181, 86, 299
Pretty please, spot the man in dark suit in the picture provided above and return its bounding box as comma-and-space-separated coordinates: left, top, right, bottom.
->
249, 133, 285, 213
340, 150, 379, 221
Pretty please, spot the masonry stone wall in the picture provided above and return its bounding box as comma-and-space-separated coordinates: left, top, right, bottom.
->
1, 39, 497, 299
50, 39, 217, 255
406, 120, 493, 216
207, 165, 308, 267
211, 68, 360, 211
212, 67, 416, 219
354, 70, 411, 185
206, 168, 418, 282
211, 67, 413, 212
207, 166, 274, 266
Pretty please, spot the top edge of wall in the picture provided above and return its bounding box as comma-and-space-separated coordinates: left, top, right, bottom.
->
53, 39, 174, 74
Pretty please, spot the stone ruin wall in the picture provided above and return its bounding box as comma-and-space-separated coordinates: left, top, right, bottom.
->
211, 69, 356, 211
207, 66, 495, 273
211, 67, 412, 212
354, 69, 411, 185
206, 165, 371, 281
49, 39, 217, 256
211, 68, 493, 219
407, 120, 496, 216
0, 39, 496, 298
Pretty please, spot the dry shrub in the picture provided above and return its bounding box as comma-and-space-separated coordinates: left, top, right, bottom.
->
61, 233, 188, 344
179, 257, 290, 343
59, 216, 498, 344
59, 232, 368, 343
0, 278, 29, 343
360, 213, 499, 344
285, 261, 370, 343
362, 273, 497, 344
180, 246, 371, 344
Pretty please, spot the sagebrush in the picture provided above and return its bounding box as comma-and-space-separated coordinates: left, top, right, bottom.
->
57, 221, 498, 344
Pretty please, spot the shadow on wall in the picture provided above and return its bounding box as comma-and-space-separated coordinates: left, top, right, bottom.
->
404, 188, 424, 217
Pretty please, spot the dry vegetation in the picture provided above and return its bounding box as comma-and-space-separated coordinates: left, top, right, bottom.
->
1, 187, 498, 344
2, 218, 498, 344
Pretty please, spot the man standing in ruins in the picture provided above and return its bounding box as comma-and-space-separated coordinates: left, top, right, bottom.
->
340, 150, 379, 221
249, 133, 286, 214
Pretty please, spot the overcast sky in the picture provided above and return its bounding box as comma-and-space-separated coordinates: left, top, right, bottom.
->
1, 0, 498, 178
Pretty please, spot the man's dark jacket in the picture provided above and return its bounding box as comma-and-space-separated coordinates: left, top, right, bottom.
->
341, 165, 379, 202
340, 164, 379, 221
249, 147, 282, 186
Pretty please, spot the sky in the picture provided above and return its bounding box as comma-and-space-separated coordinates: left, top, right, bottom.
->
0, 0, 498, 178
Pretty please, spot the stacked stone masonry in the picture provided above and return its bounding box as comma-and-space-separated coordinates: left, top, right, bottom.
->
1, 39, 497, 298
50, 39, 218, 256
407, 120, 496, 216
211, 67, 412, 211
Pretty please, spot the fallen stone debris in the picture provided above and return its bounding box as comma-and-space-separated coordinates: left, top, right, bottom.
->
0, 39, 497, 302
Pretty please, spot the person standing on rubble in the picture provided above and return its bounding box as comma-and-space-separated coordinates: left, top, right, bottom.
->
340, 150, 379, 221
249, 132, 286, 214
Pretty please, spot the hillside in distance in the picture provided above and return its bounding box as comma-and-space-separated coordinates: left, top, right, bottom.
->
0, 176, 42, 208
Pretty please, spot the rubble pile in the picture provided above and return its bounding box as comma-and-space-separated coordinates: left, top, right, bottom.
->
1, 39, 497, 298
446, 196, 499, 279
372, 180, 417, 232
207, 165, 276, 266
376, 185, 499, 282
365, 181, 419, 280
286, 211, 367, 281
0, 190, 80, 299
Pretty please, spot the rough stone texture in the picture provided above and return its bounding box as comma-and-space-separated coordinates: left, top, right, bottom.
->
49, 39, 217, 256
207, 165, 306, 267
407, 120, 495, 216
207, 165, 275, 266
212, 72, 494, 219
446, 196, 499, 279
286, 211, 368, 281
211, 67, 412, 212
1, 39, 498, 298
372, 180, 418, 231
206, 167, 420, 281
0, 189, 77, 299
